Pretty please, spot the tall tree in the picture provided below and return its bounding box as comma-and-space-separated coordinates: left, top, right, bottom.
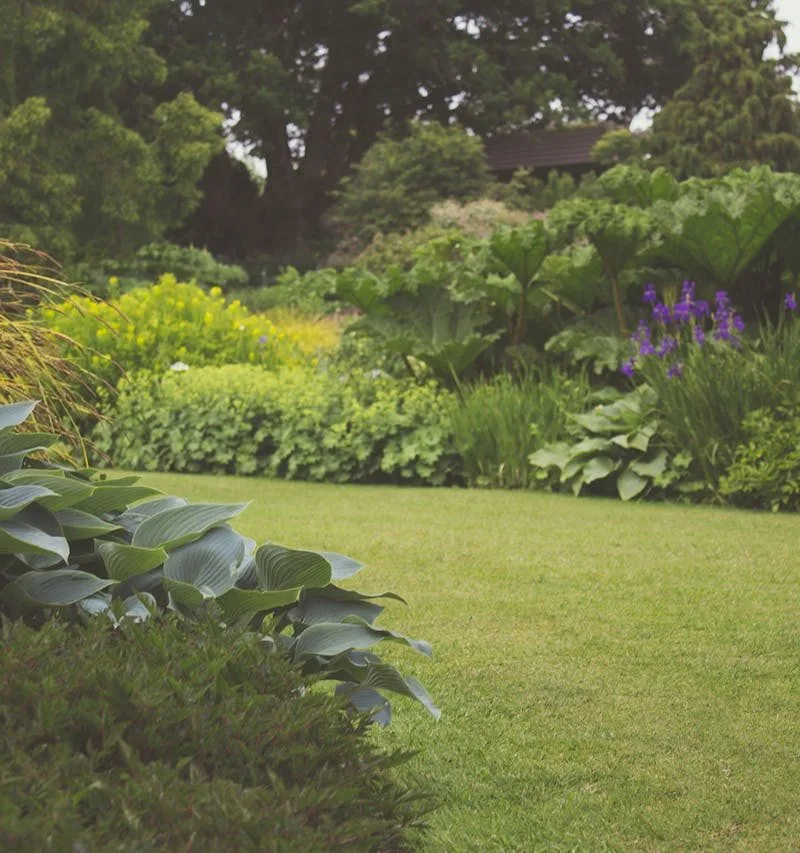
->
648, 0, 800, 177
0, 0, 223, 260
148, 0, 697, 254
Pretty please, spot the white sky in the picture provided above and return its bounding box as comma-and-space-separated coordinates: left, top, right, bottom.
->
776, 0, 800, 53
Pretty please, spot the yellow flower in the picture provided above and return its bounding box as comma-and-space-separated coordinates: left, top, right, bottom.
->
210, 286, 222, 298
204, 311, 214, 326
108, 276, 119, 286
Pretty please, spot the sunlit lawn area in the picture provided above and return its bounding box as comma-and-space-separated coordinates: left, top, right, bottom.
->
140, 472, 800, 851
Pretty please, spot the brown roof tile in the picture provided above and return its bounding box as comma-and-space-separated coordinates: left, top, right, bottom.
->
484, 124, 613, 172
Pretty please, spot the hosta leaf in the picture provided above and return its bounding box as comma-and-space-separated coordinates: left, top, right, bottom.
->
617, 468, 649, 501
216, 586, 302, 622
312, 585, 407, 605
0, 432, 57, 457
96, 541, 168, 582
0, 503, 68, 562
0, 450, 28, 474
630, 449, 669, 478
75, 485, 162, 515
316, 551, 364, 581
0, 401, 38, 430
581, 455, 619, 484
256, 544, 332, 591
362, 663, 441, 720
115, 496, 189, 534
570, 437, 614, 458
164, 578, 206, 609
163, 527, 243, 597
1, 569, 116, 609
335, 684, 392, 726
293, 619, 432, 661
529, 442, 571, 471
132, 503, 247, 550
0, 485, 57, 520
55, 509, 121, 540
3, 471, 93, 511
288, 594, 384, 626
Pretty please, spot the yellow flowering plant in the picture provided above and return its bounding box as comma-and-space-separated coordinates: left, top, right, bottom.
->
39, 275, 306, 385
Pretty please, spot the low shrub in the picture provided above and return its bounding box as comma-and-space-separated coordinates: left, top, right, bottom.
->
40, 276, 305, 386
228, 266, 340, 315
94, 365, 458, 485
0, 616, 430, 851
264, 307, 347, 356
452, 369, 590, 489
720, 403, 800, 511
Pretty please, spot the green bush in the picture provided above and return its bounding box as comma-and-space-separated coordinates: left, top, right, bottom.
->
40, 276, 305, 387
451, 369, 590, 489
94, 366, 458, 485
0, 616, 430, 851
720, 404, 800, 511
228, 266, 340, 315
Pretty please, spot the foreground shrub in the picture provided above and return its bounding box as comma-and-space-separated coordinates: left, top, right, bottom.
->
0, 616, 430, 851
0, 400, 438, 721
452, 369, 590, 489
40, 275, 305, 386
95, 366, 457, 485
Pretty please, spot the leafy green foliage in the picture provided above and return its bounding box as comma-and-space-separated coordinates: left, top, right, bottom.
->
331, 123, 493, 246
529, 388, 695, 500
0, 401, 438, 720
719, 403, 800, 511
40, 276, 305, 387
67, 242, 249, 296
94, 366, 458, 486
0, 616, 430, 850
0, 3, 223, 260
451, 369, 591, 489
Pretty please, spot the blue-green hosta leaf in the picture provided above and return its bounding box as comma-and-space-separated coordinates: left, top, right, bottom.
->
529, 443, 571, 471
1, 569, 116, 609
75, 485, 162, 515
164, 579, 206, 609
216, 586, 302, 623
293, 619, 432, 662
616, 467, 649, 501
361, 663, 441, 721
0, 503, 68, 562
630, 449, 669, 479
288, 594, 384, 626
163, 527, 244, 597
55, 509, 121, 540
316, 551, 364, 581
96, 540, 168, 582
0, 401, 38, 430
115, 496, 189, 534
312, 585, 407, 605
78, 592, 155, 624
0, 485, 57, 520
234, 555, 257, 589
256, 544, 332, 591
0, 450, 28, 475
581, 455, 619, 485
132, 503, 247, 550
335, 684, 392, 726
2, 471, 94, 511
0, 431, 57, 457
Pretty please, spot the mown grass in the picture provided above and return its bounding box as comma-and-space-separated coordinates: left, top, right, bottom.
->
139, 472, 800, 851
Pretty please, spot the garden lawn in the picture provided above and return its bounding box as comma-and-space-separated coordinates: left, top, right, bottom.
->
139, 473, 800, 851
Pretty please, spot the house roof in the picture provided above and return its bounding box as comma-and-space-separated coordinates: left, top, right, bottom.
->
483, 124, 614, 172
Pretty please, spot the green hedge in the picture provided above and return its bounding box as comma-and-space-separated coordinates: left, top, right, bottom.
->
0, 616, 428, 851
95, 366, 458, 485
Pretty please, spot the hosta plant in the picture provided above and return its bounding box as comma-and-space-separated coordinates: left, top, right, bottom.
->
0, 400, 438, 724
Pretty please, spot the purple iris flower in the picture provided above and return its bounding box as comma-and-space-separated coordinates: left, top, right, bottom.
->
785, 293, 798, 312
693, 325, 705, 346
715, 291, 730, 311
667, 362, 684, 379
643, 283, 657, 304
673, 301, 692, 323
681, 280, 696, 301
693, 300, 710, 319
732, 314, 745, 333
620, 358, 636, 378
658, 336, 678, 358
652, 303, 671, 324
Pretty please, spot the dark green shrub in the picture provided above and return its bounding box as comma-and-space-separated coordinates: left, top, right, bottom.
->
719, 404, 800, 511
94, 366, 458, 485
0, 616, 430, 851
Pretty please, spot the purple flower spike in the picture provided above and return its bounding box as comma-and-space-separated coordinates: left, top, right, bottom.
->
785, 293, 798, 312
693, 325, 705, 346
667, 362, 684, 379
639, 339, 655, 357
673, 301, 692, 323
681, 280, 696, 301
715, 291, 730, 311
620, 358, 636, 378
732, 314, 745, 333
643, 283, 657, 304
658, 335, 678, 358
653, 303, 671, 324
693, 300, 710, 319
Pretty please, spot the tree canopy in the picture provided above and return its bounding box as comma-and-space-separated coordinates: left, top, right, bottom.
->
0, 0, 222, 260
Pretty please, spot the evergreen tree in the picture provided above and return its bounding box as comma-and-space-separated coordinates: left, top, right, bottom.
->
648, 0, 800, 177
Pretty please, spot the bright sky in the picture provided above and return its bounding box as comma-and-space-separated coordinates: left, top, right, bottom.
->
776, 0, 800, 53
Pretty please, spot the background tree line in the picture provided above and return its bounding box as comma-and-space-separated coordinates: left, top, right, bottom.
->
0, 0, 798, 269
